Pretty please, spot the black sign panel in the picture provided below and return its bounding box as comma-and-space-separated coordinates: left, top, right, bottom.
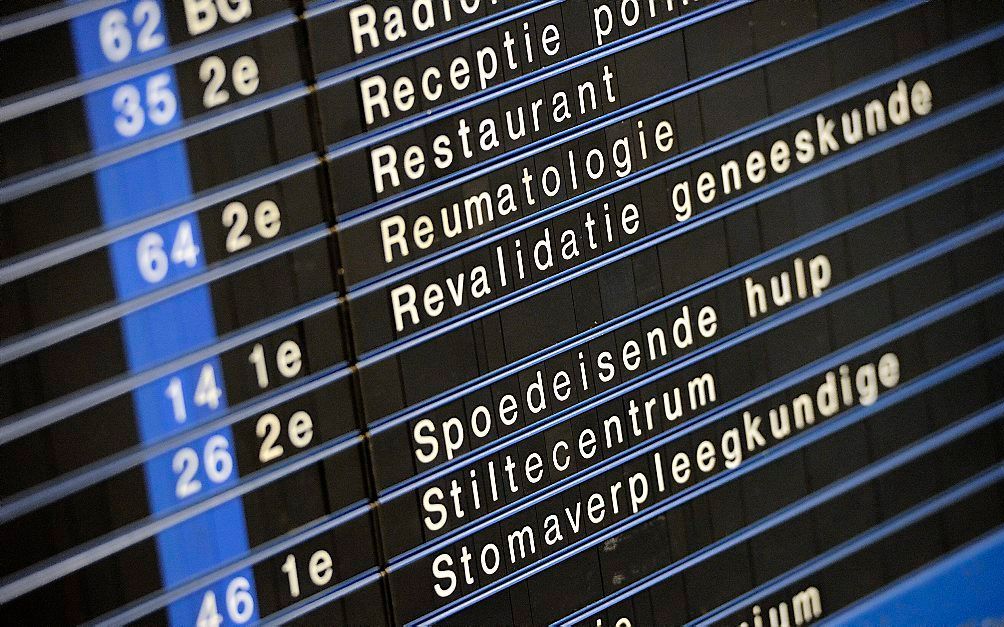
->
1, 0, 1004, 624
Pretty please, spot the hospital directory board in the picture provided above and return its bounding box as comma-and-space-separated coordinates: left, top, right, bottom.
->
2, 0, 1004, 624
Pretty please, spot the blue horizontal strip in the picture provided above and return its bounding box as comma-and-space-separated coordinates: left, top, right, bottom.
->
690, 464, 1004, 626
388, 265, 1004, 571
558, 398, 1004, 624
354, 80, 1004, 365
417, 333, 1004, 625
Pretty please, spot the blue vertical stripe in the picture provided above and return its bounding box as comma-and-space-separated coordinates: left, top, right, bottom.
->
69, 2, 259, 624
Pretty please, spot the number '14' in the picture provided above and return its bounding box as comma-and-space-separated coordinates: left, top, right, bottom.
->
165, 364, 223, 423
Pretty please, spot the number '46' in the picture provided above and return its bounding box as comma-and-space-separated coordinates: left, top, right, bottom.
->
196, 577, 254, 627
